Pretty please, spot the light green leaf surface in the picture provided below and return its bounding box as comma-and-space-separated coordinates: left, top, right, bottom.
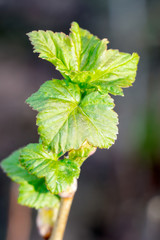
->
1, 149, 60, 209
18, 180, 60, 209
69, 142, 96, 166
27, 29, 77, 75
28, 22, 139, 95
69, 23, 139, 95
1, 149, 37, 184
69, 22, 109, 72
20, 143, 80, 194
69, 51, 139, 96
27, 79, 118, 154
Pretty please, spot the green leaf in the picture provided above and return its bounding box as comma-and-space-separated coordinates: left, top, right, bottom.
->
27, 79, 118, 154
27, 29, 77, 75
26, 79, 81, 112
69, 51, 139, 96
1, 149, 60, 209
20, 143, 80, 194
69, 22, 109, 71
69, 142, 96, 166
18, 180, 60, 209
69, 22, 139, 95
28, 22, 139, 96
1, 149, 37, 184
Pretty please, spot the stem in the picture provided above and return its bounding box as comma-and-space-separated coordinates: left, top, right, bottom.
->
49, 179, 77, 240
49, 196, 74, 240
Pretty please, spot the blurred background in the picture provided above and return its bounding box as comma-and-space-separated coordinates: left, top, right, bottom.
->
0, 0, 160, 239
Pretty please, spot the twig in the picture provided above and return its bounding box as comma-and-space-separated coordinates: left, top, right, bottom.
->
49, 179, 77, 240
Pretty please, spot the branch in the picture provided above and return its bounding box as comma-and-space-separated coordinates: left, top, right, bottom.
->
49, 179, 77, 240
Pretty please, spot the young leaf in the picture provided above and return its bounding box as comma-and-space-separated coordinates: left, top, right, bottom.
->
27, 79, 118, 154
1, 149, 37, 184
18, 181, 60, 209
1, 149, 60, 209
69, 22, 139, 95
69, 51, 139, 96
19, 143, 80, 194
69, 142, 96, 166
28, 22, 139, 96
69, 21, 109, 71
70, 23, 139, 91
27, 30, 77, 75
26, 79, 81, 112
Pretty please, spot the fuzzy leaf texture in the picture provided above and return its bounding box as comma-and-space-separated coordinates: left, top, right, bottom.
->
28, 22, 139, 95
19, 143, 80, 194
27, 80, 118, 154
1, 149, 60, 209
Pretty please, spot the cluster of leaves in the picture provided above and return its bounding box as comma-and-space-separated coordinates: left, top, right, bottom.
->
1, 22, 139, 209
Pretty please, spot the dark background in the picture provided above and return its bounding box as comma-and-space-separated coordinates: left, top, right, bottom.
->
0, 0, 160, 239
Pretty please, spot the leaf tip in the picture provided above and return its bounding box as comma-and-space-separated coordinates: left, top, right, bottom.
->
71, 21, 79, 28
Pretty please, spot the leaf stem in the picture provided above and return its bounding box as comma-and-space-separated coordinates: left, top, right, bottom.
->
49, 180, 77, 240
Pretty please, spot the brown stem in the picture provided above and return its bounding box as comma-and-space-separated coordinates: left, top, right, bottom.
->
49, 179, 77, 240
